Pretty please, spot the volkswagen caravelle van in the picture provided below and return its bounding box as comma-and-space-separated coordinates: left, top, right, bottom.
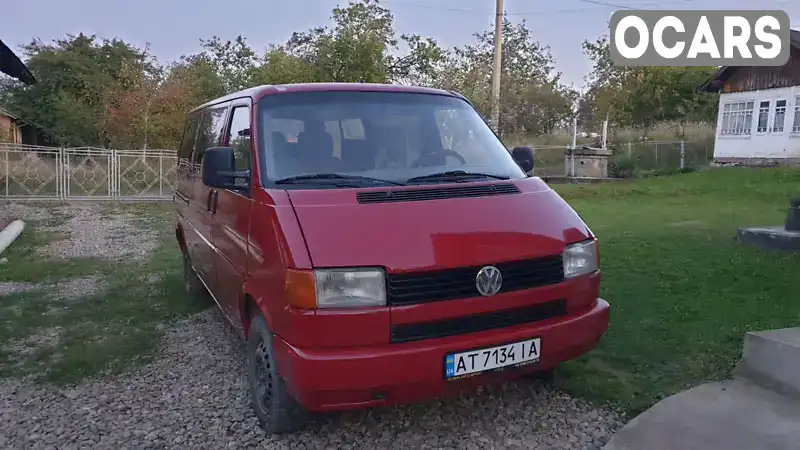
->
174, 83, 609, 434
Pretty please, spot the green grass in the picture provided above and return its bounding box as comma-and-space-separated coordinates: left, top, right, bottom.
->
551, 168, 800, 415
0, 203, 207, 384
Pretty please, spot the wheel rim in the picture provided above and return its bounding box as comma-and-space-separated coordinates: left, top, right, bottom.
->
253, 338, 273, 416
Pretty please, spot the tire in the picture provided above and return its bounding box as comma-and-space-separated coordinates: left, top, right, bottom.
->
247, 314, 309, 434
182, 251, 205, 299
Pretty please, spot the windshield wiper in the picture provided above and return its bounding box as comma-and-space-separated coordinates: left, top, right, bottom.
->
406, 170, 510, 184
274, 173, 405, 186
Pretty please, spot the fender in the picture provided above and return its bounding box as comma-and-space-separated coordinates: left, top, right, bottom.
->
240, 277, 272, 338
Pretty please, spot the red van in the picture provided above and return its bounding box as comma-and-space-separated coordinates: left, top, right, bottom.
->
174, 83, 609, 433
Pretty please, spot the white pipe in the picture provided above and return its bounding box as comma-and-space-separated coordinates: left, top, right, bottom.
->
0, 220, 25, 256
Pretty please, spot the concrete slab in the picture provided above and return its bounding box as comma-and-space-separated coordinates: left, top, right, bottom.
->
736, 328, 800, 398
737, 226, 800, 252
604, 379, 800, 450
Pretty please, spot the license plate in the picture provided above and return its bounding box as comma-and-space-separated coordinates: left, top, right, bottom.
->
444, 337, 541, 380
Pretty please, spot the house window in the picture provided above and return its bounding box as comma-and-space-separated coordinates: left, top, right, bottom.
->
757, 101, 770, 133
720, 101, 754, 136
772, 100, 787, 133
793, 97, 800, 133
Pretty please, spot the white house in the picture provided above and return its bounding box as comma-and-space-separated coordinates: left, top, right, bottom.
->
699, 30, 800, 166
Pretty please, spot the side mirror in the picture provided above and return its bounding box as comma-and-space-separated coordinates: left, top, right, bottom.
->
202, 147, 250, 190
511, 146, 535, 174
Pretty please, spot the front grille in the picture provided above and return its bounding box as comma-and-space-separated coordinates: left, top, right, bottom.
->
386, 255, 564, 306
390, 299, 567, 343
356, 183, 520, 204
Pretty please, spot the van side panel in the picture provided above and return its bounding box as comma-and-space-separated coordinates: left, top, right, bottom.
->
176, 110, 217, 288
211, 102, 254, 335
175, 111, 199, 228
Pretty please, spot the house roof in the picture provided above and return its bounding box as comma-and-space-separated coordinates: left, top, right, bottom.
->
0, 107, 19, 120
0, 39, 35, 85
697, 29, 800, 93
0, 107, 43, 130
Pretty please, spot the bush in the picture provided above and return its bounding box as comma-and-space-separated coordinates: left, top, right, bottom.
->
609, 155, 638, 179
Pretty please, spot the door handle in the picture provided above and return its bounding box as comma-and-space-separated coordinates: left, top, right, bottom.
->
206, 189, 214, 212
211, 191, 219, 215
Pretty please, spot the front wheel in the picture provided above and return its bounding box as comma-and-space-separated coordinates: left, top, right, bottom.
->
247, 314, 309, 434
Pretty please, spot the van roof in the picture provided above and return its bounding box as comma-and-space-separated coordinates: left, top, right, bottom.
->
188, 82, 464, 114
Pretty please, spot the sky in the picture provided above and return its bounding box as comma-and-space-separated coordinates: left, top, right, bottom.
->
3, 0, 799, 89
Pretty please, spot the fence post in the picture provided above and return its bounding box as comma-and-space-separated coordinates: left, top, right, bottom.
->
654, 142, 659, 166
159, 155, 164, 196
3, 148, 8, 198
60, 147, 66, 200
627, 141, 632, 157
109, 149, 113, 199
569, 117, 578, 177
680, 140, 685, 170
571, 117, 578, 149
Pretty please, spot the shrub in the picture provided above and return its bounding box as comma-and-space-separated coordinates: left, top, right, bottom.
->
609, 155, 638, 179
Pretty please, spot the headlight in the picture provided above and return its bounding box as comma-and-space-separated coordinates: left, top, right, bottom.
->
563, 239, 598, 278
314, 268, 387, 308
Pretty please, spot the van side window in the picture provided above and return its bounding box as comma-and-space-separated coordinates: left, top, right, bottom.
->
194, 105, 229, 168
178, 113, 200, 172
226, 106, 252, 172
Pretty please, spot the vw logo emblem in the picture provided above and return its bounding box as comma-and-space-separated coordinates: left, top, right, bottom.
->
475, 265, 502, 297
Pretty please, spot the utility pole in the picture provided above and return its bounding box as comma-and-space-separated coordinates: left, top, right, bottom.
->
490, 0, 503, 134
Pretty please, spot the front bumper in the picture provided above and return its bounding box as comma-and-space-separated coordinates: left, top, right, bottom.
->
273, 298, 610, 412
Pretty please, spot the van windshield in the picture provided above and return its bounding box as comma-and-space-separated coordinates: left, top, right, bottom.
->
256, 90, 526, 187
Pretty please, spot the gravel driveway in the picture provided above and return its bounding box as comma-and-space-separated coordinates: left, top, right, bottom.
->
0, 202, 624, 449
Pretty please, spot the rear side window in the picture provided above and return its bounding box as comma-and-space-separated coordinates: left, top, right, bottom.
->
226, 105, 252, 172
194, 105, 229, 165
178, 113, 201, 170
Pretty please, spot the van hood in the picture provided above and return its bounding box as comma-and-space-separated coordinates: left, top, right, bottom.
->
286, 178, 592, 271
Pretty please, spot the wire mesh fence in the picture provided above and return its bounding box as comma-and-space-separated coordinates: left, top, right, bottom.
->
611, 140, 712, 174
528, 140, 713, 178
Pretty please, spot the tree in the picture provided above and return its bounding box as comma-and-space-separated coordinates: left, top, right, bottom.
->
581, 35, 718, 137
437, 17, 576, 137
0, 34, 154, 147
198, 36, 260, 93
105, 48, 164, 149
283, 0, 445, 84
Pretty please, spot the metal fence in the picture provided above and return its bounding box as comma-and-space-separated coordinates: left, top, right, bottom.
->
614, 140, 712, 173
530, 140, 713, 178
0, 143, 177, 201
